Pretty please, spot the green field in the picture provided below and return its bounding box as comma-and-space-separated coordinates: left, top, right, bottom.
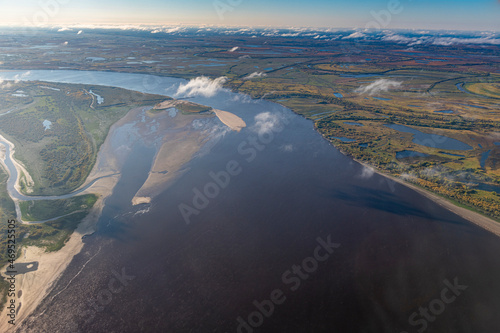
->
19, 194, 97, 222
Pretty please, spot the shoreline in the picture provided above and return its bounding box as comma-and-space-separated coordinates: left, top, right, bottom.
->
0, 101, 219, 331
0, 104, 146, 331
0, 196, 108, 332
271, 98, 500, 238
0, 179, 118, 332
352, 155, 500, 237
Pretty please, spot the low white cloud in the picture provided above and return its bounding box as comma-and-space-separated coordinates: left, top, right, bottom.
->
229, 46, 239, 52
355, 79, 402, 95
252, 112, 283, 135
343, 32, 365, 39
231, 94, 254, 104
400, 173, 416, 181
77, 30, 83, 35
11, 71, 31, 83
280, 33, 300, 37
0, 78, 13, 89
382, 34, 418, 44
431, 37, 500, 46
244, 72, 266, 80
163, 27, 182, 34
381, 32, 500, 46
57, 27, 72, 32
281, 144, 294, 152
359, 166, 375, 179
175, 76, 227, 98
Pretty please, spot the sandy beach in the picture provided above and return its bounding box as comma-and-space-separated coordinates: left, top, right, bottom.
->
0, 195, 109, 332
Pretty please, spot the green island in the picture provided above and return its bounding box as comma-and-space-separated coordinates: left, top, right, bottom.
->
152, 99, 214, 114
19, 194, 97, 222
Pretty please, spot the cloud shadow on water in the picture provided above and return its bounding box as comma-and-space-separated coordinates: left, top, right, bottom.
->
323, 185, 464, 226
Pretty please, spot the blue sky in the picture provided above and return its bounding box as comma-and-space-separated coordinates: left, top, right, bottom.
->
0, 0, 498, 31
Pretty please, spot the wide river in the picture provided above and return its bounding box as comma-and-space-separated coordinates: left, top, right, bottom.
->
1, 70, 500, 333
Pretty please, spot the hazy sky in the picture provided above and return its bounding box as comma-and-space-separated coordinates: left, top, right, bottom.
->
0, 0, 498, 31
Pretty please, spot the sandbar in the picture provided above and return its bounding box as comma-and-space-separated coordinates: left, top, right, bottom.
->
213, 109, 246, 132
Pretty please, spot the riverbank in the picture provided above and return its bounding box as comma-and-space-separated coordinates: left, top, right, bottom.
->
0, 99, 230, 330
352, 157, 500, 237
271, 98, 500, 238
0, 103, 142, 331
0, 199, 104, 332
0, 177, 118, 333
0, 134, 35, 197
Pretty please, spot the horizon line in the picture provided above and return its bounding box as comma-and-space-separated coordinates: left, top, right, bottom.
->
0, 23, 498, 34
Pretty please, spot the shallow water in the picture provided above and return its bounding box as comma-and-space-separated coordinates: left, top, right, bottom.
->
480, 150, 492, 169
396, 150, 429, 159
331, 136, 356, 142
343, 121, 363, 126
385, 124, 473, 151
373, 96, 392, 101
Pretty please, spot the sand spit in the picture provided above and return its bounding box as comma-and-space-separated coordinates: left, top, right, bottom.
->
132, 133, 205, 204
132, 108, 215, 204
212, 109, 246, 132
131, 196, 151, 205
153, 99, 176, 110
